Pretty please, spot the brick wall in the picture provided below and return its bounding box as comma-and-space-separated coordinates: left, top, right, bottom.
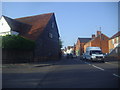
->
84, 34, 109, 53
84, 41, 91, 53
91, 35, 109, 53
75, 39, 80, 51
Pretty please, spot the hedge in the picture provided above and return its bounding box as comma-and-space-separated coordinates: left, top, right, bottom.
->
1, 35, 35, 50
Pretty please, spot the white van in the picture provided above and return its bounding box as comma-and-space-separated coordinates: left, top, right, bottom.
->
83, 47, 105, 62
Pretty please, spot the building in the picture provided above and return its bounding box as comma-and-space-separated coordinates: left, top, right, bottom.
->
66, 46, 74, 54
108, 31, 120, 59
0, 15, 30, 36
75, 38, 91, 56
109, 31, 120, 52
84, 31, 109, 54
0, 13, 60, 62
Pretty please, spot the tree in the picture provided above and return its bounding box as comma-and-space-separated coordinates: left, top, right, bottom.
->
59, 38, 63, 59
59, 38, 63, 49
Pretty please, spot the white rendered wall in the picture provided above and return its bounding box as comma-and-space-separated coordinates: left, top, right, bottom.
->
0, 16, 19, 36
0, 16, 11, 34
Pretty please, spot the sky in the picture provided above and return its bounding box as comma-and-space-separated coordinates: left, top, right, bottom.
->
1, 2, 118, 48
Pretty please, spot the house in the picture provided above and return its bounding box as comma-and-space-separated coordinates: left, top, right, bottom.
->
108, 31, 120, 58
84, 31, 109, 54
0, 13, 60, 62
0, 15, 31, 36
63, 46, 74, 55
75, 38, 91, 56
109, 31, 120, 52
66, 46, 74, 54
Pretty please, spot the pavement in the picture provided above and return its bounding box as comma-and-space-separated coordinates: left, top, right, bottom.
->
2, 59, 62, 88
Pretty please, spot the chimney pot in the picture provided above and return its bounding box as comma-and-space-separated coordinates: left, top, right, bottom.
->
97, 31, 101, 37
92, 34, 95, 39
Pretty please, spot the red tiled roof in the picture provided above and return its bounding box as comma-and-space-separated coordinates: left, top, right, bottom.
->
110, 31, 120, 39
15, 13, 53, 40
78, 38, 91, 43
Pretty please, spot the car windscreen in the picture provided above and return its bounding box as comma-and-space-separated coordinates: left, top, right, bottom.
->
90, 50, 102, 54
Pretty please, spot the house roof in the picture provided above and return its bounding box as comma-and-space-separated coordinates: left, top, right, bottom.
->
2, 15, 31, 33
110, 31, 120, 39
15, 13, 54, 40
78, 38, 91, 43
85, 33, 109, 44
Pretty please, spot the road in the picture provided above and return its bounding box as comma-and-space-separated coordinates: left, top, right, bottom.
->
2, 57, 120, 88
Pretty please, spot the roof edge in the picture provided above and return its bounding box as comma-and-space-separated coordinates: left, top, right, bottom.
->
15, 12, 54, 20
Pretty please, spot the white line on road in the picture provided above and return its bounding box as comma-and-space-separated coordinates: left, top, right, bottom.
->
84, 61, 104, 71
92, 65, 105, 71
113, 74, 120, 78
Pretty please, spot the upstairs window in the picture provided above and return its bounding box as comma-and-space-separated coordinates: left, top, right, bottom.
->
49, 33, 53, 38
112, 39, 114, 44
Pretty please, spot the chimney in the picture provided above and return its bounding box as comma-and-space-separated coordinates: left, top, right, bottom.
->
96, 31, 101, 37
92, 34, 95, 39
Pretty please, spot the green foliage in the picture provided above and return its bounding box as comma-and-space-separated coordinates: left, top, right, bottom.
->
59, 38, 63, 49
2, 35, 35, 50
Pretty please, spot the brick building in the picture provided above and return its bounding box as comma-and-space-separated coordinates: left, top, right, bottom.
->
75, 38, 91, 56
84, 31, 109, 54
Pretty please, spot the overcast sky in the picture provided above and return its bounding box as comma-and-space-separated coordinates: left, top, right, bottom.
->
2, 2, 118, 48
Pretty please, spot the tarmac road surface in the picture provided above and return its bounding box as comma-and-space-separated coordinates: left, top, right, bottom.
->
2, 57, 120, 88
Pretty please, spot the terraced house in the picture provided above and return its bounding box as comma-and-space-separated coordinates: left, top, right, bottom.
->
0, 13, 60, 62
84, 31, 109, 54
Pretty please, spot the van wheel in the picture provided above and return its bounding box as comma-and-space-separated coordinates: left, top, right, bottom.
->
90, 58, 93, 62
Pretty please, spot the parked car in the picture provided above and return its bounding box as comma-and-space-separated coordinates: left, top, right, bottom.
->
66, 53, 73, 59
83, 47, 105, 62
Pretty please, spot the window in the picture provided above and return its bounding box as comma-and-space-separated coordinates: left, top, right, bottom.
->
112, 39, 114, 44
49, 33, 53, 38
52, 22, 54, 28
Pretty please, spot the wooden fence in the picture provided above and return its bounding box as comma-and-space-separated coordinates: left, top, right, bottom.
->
2, 49, 34, 64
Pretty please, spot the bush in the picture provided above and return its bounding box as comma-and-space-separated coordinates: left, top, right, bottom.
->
2, 35, 35, 50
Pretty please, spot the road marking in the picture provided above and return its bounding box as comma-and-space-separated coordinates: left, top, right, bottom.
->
113, 74, 120, 78
84, 61, 104, 70
92, 65, 104, 71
